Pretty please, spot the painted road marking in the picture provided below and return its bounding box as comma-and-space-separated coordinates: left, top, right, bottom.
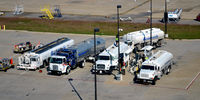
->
185, 72, 200, 90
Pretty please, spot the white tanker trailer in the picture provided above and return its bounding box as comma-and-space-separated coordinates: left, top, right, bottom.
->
134, 50, 173, 85
123, 28, 164, 49
17, 37, 74, 70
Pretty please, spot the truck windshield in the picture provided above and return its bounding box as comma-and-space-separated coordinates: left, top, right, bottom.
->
50, 58, 63, 64
98, 56, 109, 60
30, 58, 37, 61
141, 65, 154, 70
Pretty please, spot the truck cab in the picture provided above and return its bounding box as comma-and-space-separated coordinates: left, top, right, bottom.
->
48, 55, 70, 75
136, 64, 161, 85
94, 51, 118, 74
93, 42, 132, 74
94, 51, 130, 74
30, 55, 41, 70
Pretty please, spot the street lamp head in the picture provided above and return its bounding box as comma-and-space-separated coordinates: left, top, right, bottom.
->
119, 28, 123, 32
117, 5, 122, 8
94, 28, 100, 32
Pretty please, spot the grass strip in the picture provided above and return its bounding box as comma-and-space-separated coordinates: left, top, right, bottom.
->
0, 17, 199, 39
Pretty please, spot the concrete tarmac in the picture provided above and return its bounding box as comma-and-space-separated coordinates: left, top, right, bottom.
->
0, 30, 200, 100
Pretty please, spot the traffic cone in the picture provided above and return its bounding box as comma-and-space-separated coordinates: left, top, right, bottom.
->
39, 70, 42, 73
10, 58, 13, 65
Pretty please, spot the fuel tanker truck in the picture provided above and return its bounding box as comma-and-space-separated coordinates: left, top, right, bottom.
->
92, 42, 133, 74
123, 28, 164, 50
17, 37, 74, 70
48, 37, 105, 75
134, 50, 173, 85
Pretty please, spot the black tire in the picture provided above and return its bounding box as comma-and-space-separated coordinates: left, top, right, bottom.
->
133, 76, 137, 83
4, 69, 7, 72
80, 60, 85, 68
46, 67, 50, 71
152, 77, 157, 85
20, 48, 23, 52
58, 72, 62, 76
166, 67, 171, 75
65, 67, 71, 75
108, 68, 113, 75
122, 69, 125, 75
42, 61, 47, 68
156, 40, 162, 47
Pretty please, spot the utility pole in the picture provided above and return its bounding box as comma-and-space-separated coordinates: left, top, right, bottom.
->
150, 0, 152, 45
117, 5, 122, 79
94, 28, 99, 100
164, 0, 168, 36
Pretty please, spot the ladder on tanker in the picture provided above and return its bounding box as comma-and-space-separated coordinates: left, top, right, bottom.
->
40, 6, 54, 19
32, 38, 68, 54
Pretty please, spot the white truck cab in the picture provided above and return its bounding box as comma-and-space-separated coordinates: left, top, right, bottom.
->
93, 42, 132, 74
95, 51, 118, 74
30, 55, 40, 70
48, 55, 70, 75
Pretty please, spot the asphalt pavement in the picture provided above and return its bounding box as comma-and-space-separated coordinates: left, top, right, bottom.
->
0, 30, 200, 100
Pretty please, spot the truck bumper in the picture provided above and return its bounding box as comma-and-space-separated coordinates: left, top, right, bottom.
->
16, 65, 37, 70
137, 78, 153, 83
49, 70, 62, 75
92, 69, 111, 74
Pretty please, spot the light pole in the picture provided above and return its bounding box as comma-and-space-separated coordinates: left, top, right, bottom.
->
117, 5, 122, 76
94, 28, 99, 100
164, 0, 168, 37
150, 0, 152, 45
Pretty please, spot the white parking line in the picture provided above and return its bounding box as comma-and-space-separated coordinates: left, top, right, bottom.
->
185, 72, 200, 90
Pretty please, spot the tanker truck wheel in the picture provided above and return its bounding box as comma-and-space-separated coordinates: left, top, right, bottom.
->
65, 67, 71, 75
4, 69, 7, 72
156, 40, 162, 47
108, 68, 113, 75
166, 66, 171, 75
133, 76, 137, 83
152, 77, 157, 85
80, 60, 85, 68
